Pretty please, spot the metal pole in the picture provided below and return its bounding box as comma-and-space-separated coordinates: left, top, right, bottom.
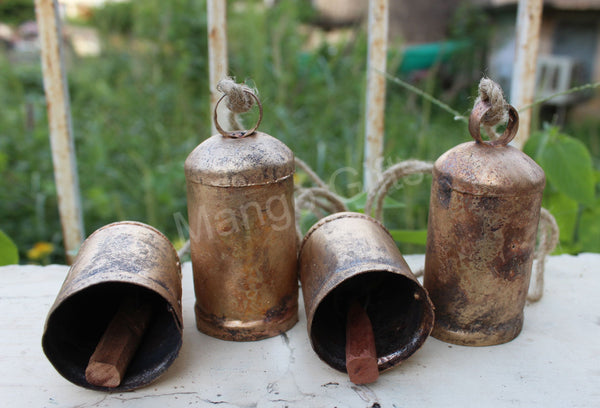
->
207, 0, 228, 135
363, 0, 389, 192
510, 0, 543, 150
35, 0, 84, 264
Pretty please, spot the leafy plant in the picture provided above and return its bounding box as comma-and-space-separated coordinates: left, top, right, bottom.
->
525, 125, 599, 253
0, 230, 19, 266
1, 0, 597, 263
0, 0, 35, 25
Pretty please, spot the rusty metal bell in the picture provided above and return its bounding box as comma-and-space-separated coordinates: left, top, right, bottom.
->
184, 94, 298, 341
42, 221, 183, 391
298, 212, 434, 374
424, 101, 546, 346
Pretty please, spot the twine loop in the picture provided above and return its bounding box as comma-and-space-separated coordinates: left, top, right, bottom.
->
527, 208, 560, 302
214, 78, 262, 138
474, 78, 509, 138
216, 78, 257, 114
294, 158, 349, 245
292, 77, 558, 300
364, 160, 434, 220
470, 78, 518, 146
181, 77, 559, 303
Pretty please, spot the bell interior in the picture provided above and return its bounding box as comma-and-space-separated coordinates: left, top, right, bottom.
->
42, 282, 182, 391
310, 271, 432, 372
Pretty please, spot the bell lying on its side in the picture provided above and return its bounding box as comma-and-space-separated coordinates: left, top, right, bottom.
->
42, 221, 183, 391
298, 212, 434, 383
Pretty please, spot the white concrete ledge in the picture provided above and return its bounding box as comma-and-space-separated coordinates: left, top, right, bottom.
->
0, 253, 598, 407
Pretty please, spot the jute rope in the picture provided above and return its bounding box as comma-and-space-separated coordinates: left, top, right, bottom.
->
294, 157, 329, 189
295, 187, 348, 216
528, 207, 560, 302
354, 78, 559, 299
473, 78, 559, 300
294, 182, 349, 245
364, 160, 434, 220
216, 77, 258, 131
178, 78, 256, 258
358, 157, 559, 295
293, 158, 348, 244
179, 77, 559, 303
474, 77, 509, 140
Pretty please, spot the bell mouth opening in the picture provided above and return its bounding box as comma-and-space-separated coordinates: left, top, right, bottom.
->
310, 270, 434, 373
42, 282, 182, 391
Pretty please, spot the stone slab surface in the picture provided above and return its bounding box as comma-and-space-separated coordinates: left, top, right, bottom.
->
0, 254, 598, 407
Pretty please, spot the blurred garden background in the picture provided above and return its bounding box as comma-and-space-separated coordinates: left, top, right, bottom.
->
0, 0, 598, 265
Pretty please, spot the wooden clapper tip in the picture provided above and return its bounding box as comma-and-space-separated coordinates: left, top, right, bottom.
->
345, 300, 379, 385
85, 296, 153, 388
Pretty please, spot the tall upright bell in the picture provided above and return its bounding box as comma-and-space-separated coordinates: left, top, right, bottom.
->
424, 100, 546, 346
184, 91, 298, 341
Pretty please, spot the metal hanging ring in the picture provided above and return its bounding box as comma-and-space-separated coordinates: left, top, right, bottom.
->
213, 91, 263, 138
468, 100, 519, 146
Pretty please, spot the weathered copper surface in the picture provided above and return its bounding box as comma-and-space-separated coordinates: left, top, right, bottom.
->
298, 212, 434, 373
185, 131, 298, 341
42, 221, 183, 391
424, 102, 545, 346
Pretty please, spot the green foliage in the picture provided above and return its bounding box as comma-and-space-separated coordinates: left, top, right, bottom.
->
0, 0, 34, 25
533, 126, 595, 206
1, 0, 597, 263
449, 2, 491, 47
525, 125, 600, 253
227, 0, 372, 183
89, 1, 134, 36
0, 230, 19, 266
389, 229, 428, 246
343, 192, 404, 214
0, 56, 60, 262
0, 0, 210, 263
0, 0, 481, 262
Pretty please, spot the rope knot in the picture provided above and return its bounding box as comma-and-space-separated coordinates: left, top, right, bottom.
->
474, 78, 509, 140
216, 78, 256, 114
